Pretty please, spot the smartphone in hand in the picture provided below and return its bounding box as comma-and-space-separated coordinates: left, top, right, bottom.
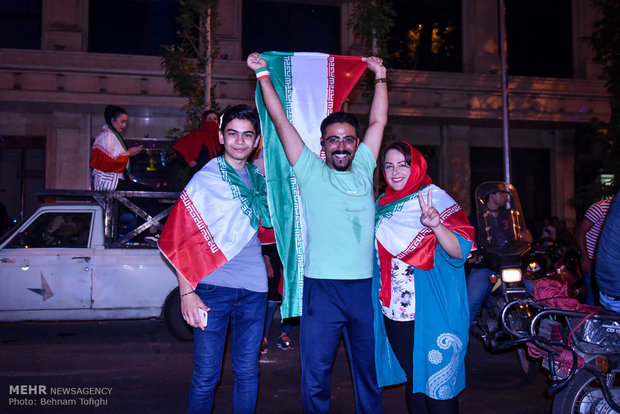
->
199, 308, 208, 328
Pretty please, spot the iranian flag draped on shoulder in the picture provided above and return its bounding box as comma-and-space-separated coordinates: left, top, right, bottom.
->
255, 52, 368, 318
158, 156, 271, 288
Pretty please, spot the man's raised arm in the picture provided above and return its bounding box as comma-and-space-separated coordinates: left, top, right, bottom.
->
361, 57, 388, 160
247, 52, 305, 166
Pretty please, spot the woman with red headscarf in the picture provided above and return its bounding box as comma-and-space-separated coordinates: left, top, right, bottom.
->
372, 141, 475, 414
173, 110, 223, 178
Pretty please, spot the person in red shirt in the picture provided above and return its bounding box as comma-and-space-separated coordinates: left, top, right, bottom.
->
173, 110, 223, 177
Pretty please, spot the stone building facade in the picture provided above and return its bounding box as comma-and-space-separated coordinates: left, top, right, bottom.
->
0, 0, 610, 231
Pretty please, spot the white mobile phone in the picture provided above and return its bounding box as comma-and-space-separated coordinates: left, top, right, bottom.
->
199, 308, 208, 328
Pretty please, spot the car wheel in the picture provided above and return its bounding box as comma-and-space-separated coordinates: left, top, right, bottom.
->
163, 287, 193, 341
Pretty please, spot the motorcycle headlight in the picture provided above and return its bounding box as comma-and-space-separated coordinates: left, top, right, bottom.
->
502, 268, 522, 283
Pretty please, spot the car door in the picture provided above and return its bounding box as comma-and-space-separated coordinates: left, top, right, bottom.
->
0, 210, 94, 312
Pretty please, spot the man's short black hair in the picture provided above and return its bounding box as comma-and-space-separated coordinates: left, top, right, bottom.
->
320, 112, 360, 138
104, 105, 127, 125
220, 104, 260, 135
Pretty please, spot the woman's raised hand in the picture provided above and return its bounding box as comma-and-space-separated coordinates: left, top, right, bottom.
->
419, 188, 440, 228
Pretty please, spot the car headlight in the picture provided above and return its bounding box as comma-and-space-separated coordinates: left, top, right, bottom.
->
502, 268, 522, 283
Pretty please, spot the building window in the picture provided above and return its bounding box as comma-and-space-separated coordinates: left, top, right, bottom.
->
242, 0, 340, 56
0, 136, 46, 225
506, 0, 572, 78
89, 0, 180, 56
0, 0, 42, 50
386, 0, 462, 72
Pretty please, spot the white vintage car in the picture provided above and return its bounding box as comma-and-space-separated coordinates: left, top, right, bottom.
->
0, 199, 191, 340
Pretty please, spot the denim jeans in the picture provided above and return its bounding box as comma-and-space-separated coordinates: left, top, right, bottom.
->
188, 284, 267, 414
600, 291, 620, 313
263, 300, 291, 337
466, 267, 494, 325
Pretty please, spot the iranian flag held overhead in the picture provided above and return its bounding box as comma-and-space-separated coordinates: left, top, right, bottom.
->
255, 52, 368, 318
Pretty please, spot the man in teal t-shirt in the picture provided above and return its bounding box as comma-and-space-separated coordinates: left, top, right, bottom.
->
292, 140, 376, 279
247, 52, 388, 414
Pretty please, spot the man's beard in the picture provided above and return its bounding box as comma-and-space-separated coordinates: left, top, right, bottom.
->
330, 150, 352, 171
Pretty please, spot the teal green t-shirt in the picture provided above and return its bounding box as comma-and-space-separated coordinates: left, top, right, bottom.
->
292, 143, 376, 280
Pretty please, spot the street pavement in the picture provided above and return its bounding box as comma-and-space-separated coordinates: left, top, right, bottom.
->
0, 315, 552, 413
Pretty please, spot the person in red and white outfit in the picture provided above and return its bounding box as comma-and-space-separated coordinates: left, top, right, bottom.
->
90, 105, 144, 191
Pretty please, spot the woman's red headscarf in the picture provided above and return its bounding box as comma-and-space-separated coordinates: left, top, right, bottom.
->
379, 142, 432, 207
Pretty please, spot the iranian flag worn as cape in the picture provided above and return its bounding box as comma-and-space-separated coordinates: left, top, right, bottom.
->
158, 157, 268, 288
255, 51, 368, 318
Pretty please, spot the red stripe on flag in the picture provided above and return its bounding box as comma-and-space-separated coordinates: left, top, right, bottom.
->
398, 208, 475, 269
331, 55, 368, 114
158, 191, 228, 288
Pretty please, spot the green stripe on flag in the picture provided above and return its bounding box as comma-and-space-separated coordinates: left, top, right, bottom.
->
256, 52, 304, 318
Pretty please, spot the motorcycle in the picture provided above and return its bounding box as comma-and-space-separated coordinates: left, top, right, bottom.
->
470, 181, 539, 381
501, 292, 620, 414
526, 239, 586, 302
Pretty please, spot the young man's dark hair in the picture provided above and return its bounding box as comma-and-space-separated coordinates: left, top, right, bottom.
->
320, 111, 360, 138
221, 104, 261, 134
104, 105, 127, 125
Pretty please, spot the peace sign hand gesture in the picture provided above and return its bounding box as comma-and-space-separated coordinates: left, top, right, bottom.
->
419, 188, 441, 228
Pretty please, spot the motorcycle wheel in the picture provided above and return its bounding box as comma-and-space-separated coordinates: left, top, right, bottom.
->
552, 369, 620, 414
516, 347, 538, 383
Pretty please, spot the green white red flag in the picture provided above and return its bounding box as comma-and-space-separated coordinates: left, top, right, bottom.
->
158, 158, 267, 288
